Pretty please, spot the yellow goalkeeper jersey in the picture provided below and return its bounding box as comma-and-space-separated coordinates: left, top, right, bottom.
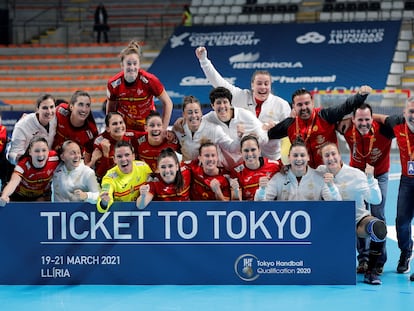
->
97, 160, 152, 212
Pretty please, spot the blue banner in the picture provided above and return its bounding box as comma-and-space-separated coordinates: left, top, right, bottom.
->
0, 201, 355, 285
150, 21, 401, 106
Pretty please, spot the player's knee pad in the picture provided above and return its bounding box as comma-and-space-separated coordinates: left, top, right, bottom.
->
366, 218, 387, 242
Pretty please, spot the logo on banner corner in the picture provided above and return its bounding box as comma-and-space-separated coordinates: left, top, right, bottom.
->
170, 32, 190, 48
229, 52, 260, 63
234, 254, 260, 282
296, 32, 326, 44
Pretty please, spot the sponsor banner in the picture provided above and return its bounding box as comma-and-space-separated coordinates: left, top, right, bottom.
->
149, 21, 401, 108
0, 201, 355, 285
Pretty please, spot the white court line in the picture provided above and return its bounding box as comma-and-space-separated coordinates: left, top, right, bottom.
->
389, 173, 401, 180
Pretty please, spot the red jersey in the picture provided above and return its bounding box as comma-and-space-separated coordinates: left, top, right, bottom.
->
268, 93, 368, 169
14, 151, 59, 199
343, 121, 392, 176
107, 69, 165, 131
287, 108, 337, 168
230, 157, 281, 201
136, 134, 180, 172
386, 115, 414, 178
187, 160, 231, 200
53, 103, 98, 154
93, 130, 146, 179
0, 125, 6, 154
147, 165, 191, 201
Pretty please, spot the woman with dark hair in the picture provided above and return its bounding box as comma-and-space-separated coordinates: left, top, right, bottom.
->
0, 136, 59, 206
255, 138, 340, 201
53, 90, 98, 166
90, 111, 144, 181
186, 140, 231, 201
7, 93, 57, 165
136, 148, 191, 209
229, 134, 281, 201
97, 140, 152, 213
136, 110, 180, 172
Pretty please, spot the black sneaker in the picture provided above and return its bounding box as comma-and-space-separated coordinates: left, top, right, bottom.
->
364, 271, 382, 285
357, 261, 368, 274
410, 273, 414, 281
397, 254, 411, 274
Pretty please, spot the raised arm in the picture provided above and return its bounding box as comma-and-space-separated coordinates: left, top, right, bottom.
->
136, 184, 154, 209
196, 46, 240, 94
157, 90, 173, 129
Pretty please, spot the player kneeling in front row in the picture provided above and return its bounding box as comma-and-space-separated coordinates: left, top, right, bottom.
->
317, 142, 387, 285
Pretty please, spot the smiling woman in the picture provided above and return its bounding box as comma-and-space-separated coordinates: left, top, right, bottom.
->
136, 147, 191, 210
0, 136, 59, 206
106, 40, 173, 132
52, 90, 99, 166
7, 93, 57, 165
90, 112, 145, 182
97, 140, 152, 213
52, 140, 100, 203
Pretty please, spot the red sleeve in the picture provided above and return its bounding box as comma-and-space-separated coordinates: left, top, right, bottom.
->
0, 126, 7, 154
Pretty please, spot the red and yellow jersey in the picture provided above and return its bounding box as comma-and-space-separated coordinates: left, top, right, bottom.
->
53, 103, 98, 154
230, 157, 281, 201
107, 69, 165, 131
386, 115, 414, 178
343, 121, 392, 176
287, 108, 337, 169
14, 151, 59, 198
136, 134, 180, 172
187, 160, 231, 200
147, 165, 191, 201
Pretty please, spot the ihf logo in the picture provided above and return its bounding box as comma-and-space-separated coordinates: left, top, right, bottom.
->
234, 254, 259, 282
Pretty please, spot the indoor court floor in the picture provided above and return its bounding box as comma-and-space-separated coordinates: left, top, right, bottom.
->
0, 156, 413, 311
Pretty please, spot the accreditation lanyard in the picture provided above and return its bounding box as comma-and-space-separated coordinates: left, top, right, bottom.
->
295, 110, 316, 143
352, 126, 374, 159
404, 123, 414, 161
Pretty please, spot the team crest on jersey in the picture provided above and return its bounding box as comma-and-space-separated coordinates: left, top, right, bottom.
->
86, 130, 94, 139
111, 78, 122, 88
139, 75, 149, 84
316, 135, 325, 144
108, 171, 119, 178
135, 161, 148, 167
95, 136, 104, 144
147, 175, 159, 182
58, 106, 70, 117
137, 135, 147, 144
233, 164, 245, 173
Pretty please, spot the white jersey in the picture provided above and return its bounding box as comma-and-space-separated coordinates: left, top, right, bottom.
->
199, 57, 291, 160
317, 163, 381, 224
203, 107, 268, 168
52, 161, 100, 203
174, 118, 240, 166
7, 113, 57, 165
255, 166, 341, 201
